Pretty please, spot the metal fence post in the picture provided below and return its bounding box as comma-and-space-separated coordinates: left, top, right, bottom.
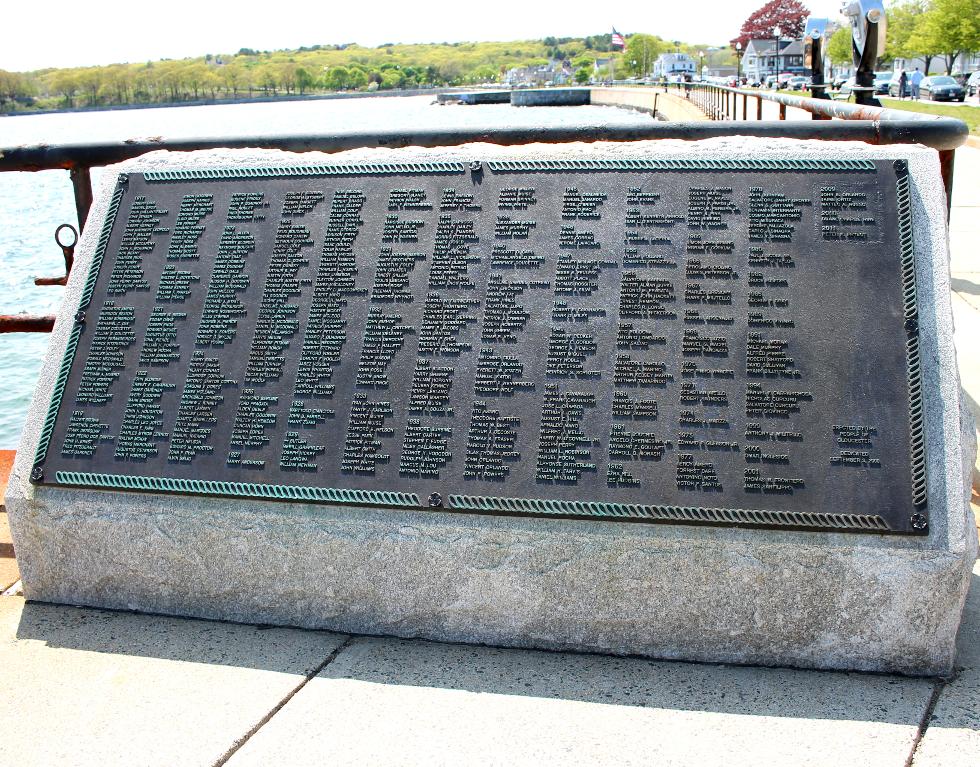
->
939, 149, 955, 218
69, 166, 94, 232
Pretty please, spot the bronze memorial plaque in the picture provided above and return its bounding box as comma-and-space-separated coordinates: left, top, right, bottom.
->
31, 159, 926, 533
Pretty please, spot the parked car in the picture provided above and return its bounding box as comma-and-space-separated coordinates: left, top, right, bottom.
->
873, 71, 892, 95
920, 75, 966, 101
966, 71, 980, 96
776, 73, 797, 89
836, 72, 890, 97
786, 76, 810, 91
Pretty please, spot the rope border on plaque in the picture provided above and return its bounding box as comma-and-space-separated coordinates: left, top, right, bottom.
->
447, 493, 891, 531
143, 162, 467, 181
54, 472, 420, 508
894, 160, 928, 515
484, 158, 878, 172
33, 181, 126, 473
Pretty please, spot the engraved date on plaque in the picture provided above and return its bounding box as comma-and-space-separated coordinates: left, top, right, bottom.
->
33, 160, 925, 534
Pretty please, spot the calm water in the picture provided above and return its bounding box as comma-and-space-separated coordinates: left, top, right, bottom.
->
0, 95, 653, 447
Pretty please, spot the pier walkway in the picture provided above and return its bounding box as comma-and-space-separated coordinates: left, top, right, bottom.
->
0, 108, 978, 765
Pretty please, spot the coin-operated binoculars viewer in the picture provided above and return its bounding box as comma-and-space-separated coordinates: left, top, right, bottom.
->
842, 0, 887, 105
804, 17, 830, 100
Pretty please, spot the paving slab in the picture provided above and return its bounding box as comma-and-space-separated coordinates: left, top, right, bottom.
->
948, 144, 979, 288
952, 290, 980, 489
0, 597, 347, 767
913, 560, 980, 767
225, 634, 935, 767
0, 512, 18, 592
0, 450, 19, 590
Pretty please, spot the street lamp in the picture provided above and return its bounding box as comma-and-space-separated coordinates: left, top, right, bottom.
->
699, 50, 705, 81
773, 26, 782, 87
735, 41, 743, 83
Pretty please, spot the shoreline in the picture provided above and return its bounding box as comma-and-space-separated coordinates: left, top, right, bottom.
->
0, 85, 481, 118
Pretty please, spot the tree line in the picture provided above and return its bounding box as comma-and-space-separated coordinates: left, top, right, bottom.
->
0, 33, 726, 113
0, 38, 589, 111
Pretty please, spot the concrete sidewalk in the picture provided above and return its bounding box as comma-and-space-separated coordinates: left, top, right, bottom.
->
948, 145, 980, 487
0, 561, 975, 767
0, 115, 977, 765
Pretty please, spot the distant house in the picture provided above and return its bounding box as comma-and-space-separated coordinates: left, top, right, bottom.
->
705, 65, 738, 78
743, 39, 805, 81
592, 57, 615, 81
653, 53, 696, 79
505, 60, 572, 87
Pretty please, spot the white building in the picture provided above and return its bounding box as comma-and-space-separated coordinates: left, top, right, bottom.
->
653, 53, 696, 79
742, 39, 805, 82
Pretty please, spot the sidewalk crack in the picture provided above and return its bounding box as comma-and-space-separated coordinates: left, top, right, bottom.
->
904, 678, 946, 767
211, 634, 355, 767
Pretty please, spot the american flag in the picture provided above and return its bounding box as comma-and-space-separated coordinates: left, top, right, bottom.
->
611, 28, 626, 49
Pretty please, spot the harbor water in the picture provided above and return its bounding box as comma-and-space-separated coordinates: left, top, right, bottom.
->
0, 94, 653, 447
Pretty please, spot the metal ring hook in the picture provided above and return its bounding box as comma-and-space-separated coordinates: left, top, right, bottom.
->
55, 223, 78, 251
35, 224, 78, 286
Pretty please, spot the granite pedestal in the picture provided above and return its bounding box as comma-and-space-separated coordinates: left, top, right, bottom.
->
6, 139, 976, 675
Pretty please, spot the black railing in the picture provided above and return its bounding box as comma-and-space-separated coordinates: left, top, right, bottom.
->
664, 81, 966, 206
0, 87, 968, 332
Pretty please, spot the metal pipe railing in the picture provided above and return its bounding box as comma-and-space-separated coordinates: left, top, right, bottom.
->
669, 80, 966, 208
668, 80, 967, 146
0, 86, 968, 333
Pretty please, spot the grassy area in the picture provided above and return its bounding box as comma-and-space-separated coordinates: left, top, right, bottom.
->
742, 87, 979, 135
879, 98, 980, 135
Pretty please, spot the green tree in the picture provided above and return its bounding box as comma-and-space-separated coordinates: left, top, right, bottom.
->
101, 64, 131, 104
347, 68, 368, 89
885, 0, 928, 62
827, 26, 853, 66
574, 67, 591, 84
295, 66, 315, 94
380, 69, 404, 89
182, 62, 209, 99
467, 64, 498, 83
48, 69, 79, 107
131, 64, 155, 102
278, 63, 298, 94
259, 64, 278, 95
624, 34, 664, 76
157, 60, 186, 101
908, 12, 944, 73
76, 67, 103, 106
0, 70, 33, 110
325, 66, 350, 90
220, 61, 245, 96
203, 68, 220, 99
439, 60, 463, 84
918, 0, 980, 74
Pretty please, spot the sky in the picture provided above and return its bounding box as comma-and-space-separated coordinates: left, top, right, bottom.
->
1, 0, 847, 72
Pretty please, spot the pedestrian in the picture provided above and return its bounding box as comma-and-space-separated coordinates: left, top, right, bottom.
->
899, 70, 908, 99
910, 67, 923, 100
